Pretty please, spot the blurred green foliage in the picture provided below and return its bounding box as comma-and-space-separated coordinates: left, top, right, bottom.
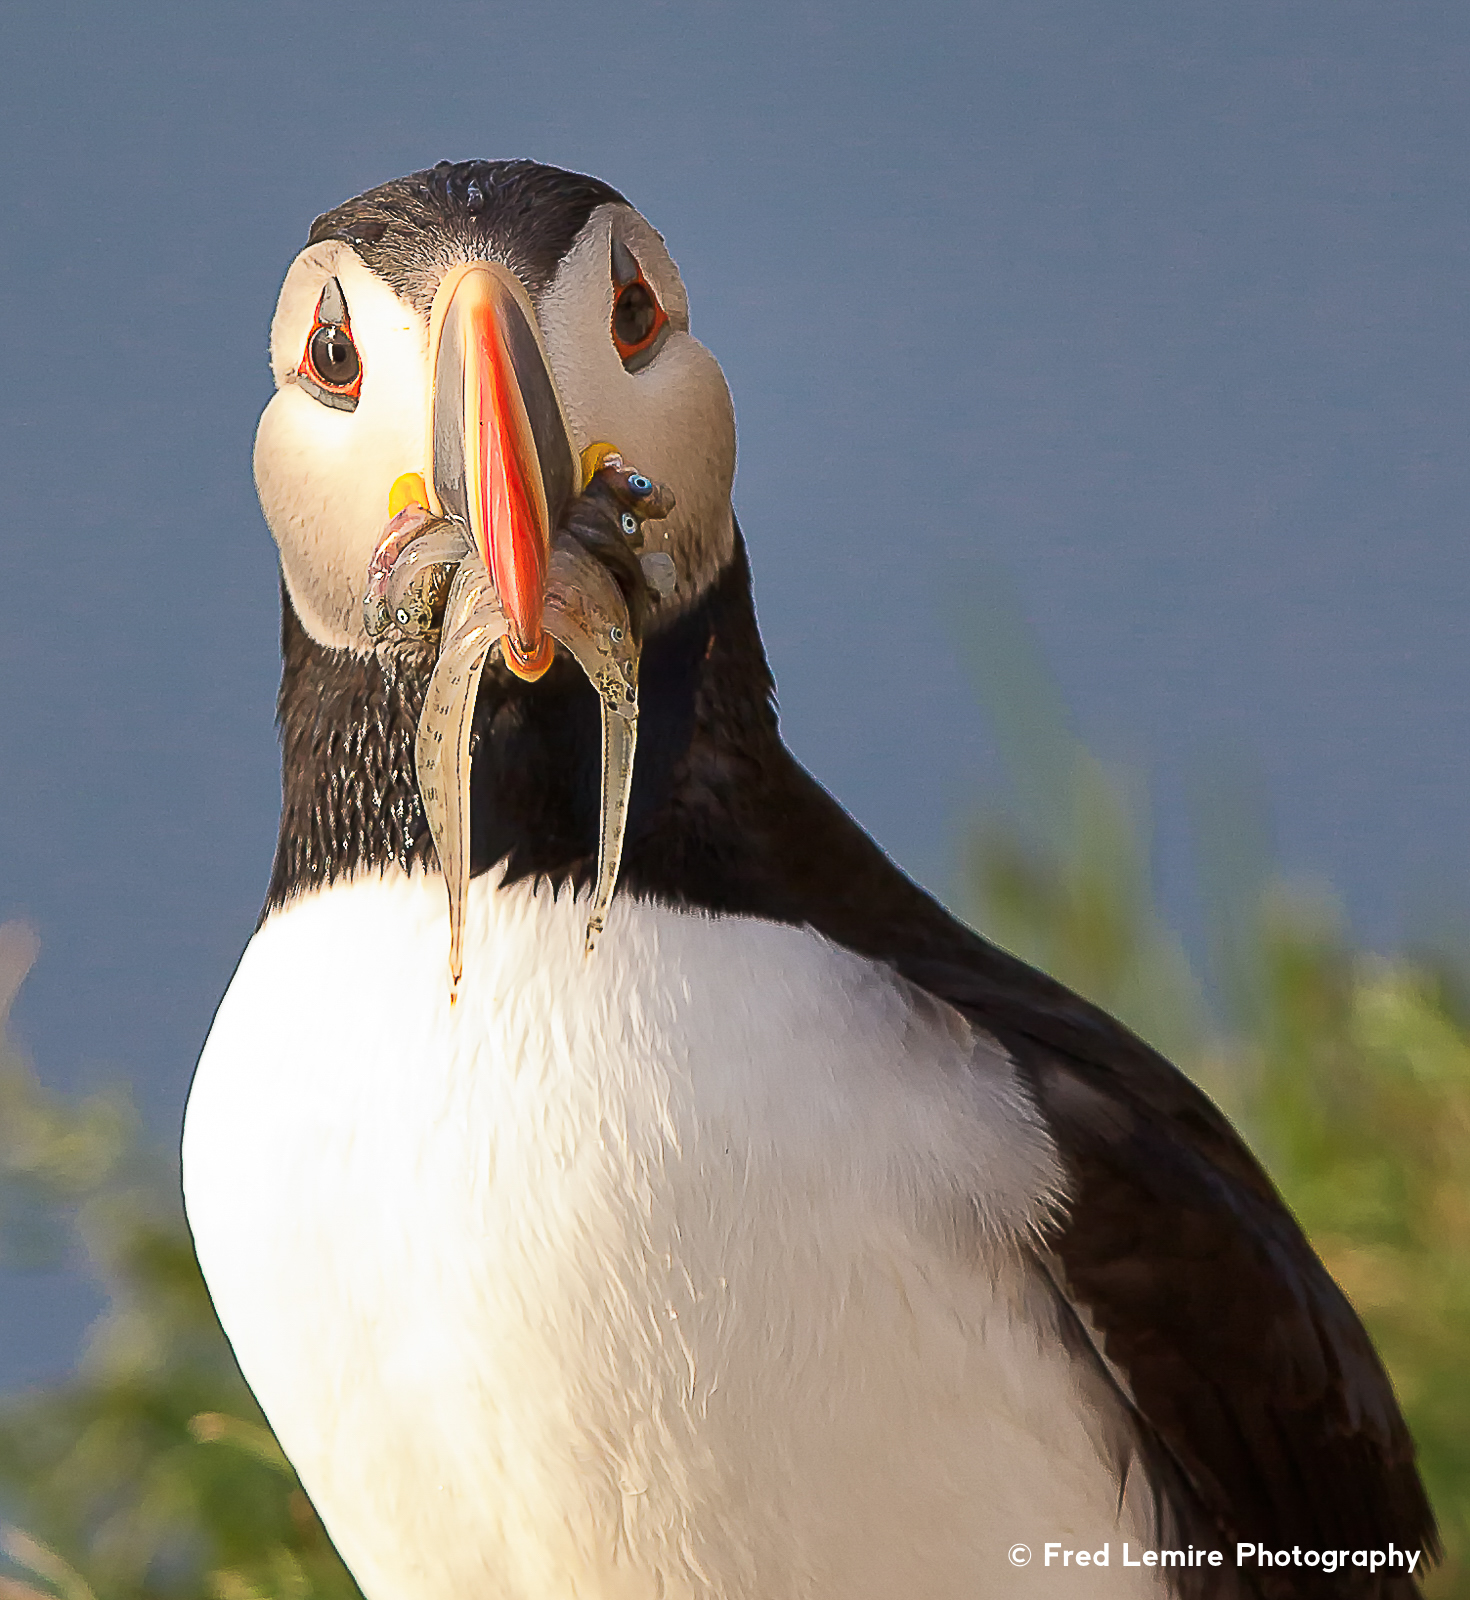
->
963, 601, 1470, 1597
968, 761, 1470, 1596
0, 633, 1464, 1595
0, 925, 362, 1600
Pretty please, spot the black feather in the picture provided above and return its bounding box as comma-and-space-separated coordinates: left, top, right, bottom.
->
307, 159, 625, 311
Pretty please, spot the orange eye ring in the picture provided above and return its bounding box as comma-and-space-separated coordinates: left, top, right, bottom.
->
611, 271, 669, 370
296, 279, 362, 410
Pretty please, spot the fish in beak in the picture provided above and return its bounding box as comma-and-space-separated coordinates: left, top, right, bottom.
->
366, 261, 673, 986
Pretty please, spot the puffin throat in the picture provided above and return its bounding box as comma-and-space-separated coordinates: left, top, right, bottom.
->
263, 536, 778, 924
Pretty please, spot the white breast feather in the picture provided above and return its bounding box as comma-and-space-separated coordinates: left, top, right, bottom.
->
183, 871, 1168, 1599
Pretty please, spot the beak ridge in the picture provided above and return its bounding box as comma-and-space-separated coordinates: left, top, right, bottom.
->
426, 263, 576, 668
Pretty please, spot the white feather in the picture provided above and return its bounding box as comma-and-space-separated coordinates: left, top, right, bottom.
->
255, 244, 430, 649
184, 871, 1168, 1599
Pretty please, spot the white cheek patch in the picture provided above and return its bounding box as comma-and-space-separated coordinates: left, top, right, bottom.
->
539, 205, 738, 606
256, 247, 431, 650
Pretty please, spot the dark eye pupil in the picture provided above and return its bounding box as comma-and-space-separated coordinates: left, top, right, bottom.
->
614, 283, 657, 349
310, 324, 360, 387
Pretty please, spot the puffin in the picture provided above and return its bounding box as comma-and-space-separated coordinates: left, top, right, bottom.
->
182, 160, 1435, 1600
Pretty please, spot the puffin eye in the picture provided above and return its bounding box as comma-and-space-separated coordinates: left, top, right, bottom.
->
610, 244, 670, 373
296, 278, 362, 412
309, 325, 360, 388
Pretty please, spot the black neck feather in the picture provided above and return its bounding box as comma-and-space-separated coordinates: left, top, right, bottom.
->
266, 533, 793, 919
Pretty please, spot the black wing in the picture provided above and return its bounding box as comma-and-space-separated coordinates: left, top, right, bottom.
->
751, 759, 1437, 1596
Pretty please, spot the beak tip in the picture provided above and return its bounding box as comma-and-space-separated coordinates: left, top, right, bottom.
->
501, 632, 555, 683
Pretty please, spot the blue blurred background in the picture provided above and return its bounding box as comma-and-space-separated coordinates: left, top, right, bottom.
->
2, 0, 1468, 1384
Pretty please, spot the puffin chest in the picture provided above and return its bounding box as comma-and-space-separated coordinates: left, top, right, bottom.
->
184, 870, 1152, 1600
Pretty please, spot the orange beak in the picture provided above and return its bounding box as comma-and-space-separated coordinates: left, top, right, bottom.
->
426, 262, 576, 678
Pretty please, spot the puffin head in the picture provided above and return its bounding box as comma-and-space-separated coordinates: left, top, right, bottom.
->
254, 162, 774, 969
254, 159, 738, 655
